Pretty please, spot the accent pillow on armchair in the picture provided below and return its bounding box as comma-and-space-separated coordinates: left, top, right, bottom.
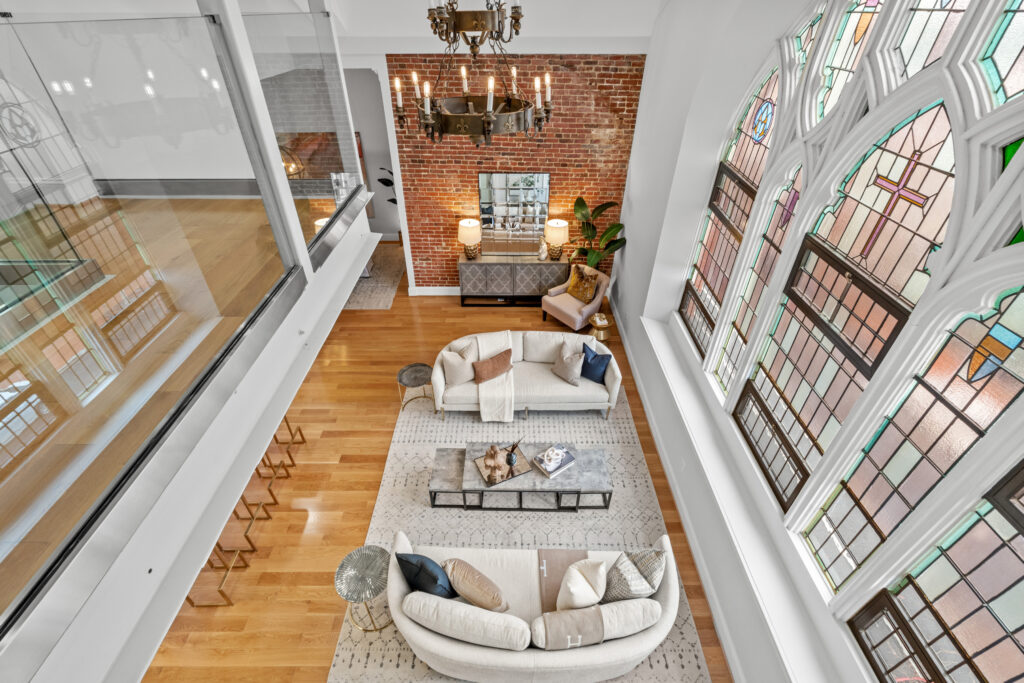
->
566, 265, 599, 303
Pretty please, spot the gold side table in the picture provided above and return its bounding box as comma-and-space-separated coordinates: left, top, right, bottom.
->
589, 313, 614, 342
335, 545, 393, 632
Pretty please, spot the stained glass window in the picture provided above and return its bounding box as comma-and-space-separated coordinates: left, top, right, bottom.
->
980, 0, 1024, 107
807, 287, 1024, 589
795, 12, 824, 76
680, 70, 780, 354
897, 0, 972, 78
715, 169, 803, 390
852, 488, 1024, 682
1006, 137, 1024, 246
816, 0, 886, 122
735, 103, 954, 510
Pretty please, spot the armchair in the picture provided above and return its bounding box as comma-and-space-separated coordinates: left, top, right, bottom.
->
541, 265, 610, 331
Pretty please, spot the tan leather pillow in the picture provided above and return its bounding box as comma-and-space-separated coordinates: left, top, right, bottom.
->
567, 265, 599, 303
473, 348, 512, 384
441, 558, 509, 612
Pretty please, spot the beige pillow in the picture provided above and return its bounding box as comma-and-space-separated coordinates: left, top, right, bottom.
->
552, 341, 584, 386
402, 591, 530, 651
442, 344, 475, 386
441, 558, 508, 612
473, 348, 512, 384
602, 550, 667, 602
530, 599, 661, 649
556, 558, 606, 610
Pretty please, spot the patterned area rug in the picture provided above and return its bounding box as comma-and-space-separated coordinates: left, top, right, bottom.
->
328, 397, 711, 682
344, 243, 406, 310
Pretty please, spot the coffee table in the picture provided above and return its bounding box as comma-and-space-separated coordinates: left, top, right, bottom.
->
428, 442, 612, 512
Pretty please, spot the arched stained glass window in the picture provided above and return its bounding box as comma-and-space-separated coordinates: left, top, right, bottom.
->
806, 287, 1024, 589
816, 0, 886, 121
796, 12, 824, 76
680, 70, 780, 355
715, 169, 803, 390
734, 102, 954, 510
897, 0, 972, 78
980, 0, 1024, 107
851, 461, 1024, 683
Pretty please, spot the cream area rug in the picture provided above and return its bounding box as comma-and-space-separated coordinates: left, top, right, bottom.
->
344, 242, 406, 310
328, 396, 711, 682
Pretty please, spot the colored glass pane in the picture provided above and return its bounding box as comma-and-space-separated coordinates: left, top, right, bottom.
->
715, 169, 803, 390
1004, 136, 1022, 168
724, 69, 780, 190
807, 287, 1024, 589
795, 12, 823, 76
1010, 226, 1024, 245
897, 0, 972, 78
980, 0, 1024, 107
816, 0, 886, 122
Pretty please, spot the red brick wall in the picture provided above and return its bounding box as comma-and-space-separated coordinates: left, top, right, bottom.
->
386, 54, 645, 287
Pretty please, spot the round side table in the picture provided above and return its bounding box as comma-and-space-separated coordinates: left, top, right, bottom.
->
589, 313, 614, 342
335, 545, 392, 632
398, 363, 433, 411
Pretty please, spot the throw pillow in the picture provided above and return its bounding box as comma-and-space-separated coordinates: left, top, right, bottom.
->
402, 591, 531, 651
581, 344, 612, 384
441, 344, 475, 386
396, 553, 457, 598
473, 348, 512, 384
601, 549, 667, 603
556, 558, 607, 610
441, 558, 509, 612
530, 599, 662, 650
551, 341, 584, 386
566, 265, 599, 304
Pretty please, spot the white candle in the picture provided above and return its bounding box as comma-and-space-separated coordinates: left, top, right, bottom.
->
544, 72, 551, 102
511, 66, 517, 94
394, 76, 402, 108
534, 76, 542, 109
461, 65, 469, 94
412, 71, 421, 99
423, 81, 431, 116
486, 76, 494, 112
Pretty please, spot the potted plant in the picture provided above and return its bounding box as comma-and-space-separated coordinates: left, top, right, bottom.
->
571, 197, 626, 269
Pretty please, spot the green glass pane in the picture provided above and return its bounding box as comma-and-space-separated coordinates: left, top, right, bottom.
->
1004, 137, 1022, 170
1010, 226, 1024, 246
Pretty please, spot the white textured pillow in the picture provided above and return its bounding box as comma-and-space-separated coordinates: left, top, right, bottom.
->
523, 331, 564, 363
402, 591, 530, 651
441, 344, 475, 386
530, 599, 661, 649
556, 558, 607, 610
551, 341, 584, 386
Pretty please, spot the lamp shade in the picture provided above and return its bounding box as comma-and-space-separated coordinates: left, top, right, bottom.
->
544, 219, 569, 246
458, 218, 481, 245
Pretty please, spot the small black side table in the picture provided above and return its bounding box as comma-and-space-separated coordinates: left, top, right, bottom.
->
397, 363, 433, 411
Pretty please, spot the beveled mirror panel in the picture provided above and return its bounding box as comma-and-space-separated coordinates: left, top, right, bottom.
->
479, 172, 549, 254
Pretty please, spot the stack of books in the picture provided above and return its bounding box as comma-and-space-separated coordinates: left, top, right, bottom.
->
532, 445, 576, 479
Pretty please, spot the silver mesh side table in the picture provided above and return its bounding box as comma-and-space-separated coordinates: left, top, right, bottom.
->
335, 545, 392, 632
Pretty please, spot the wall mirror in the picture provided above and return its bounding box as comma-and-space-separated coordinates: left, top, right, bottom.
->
478, 172, 550, 254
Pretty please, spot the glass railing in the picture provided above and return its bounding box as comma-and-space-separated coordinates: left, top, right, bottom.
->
0, 15, 295, 625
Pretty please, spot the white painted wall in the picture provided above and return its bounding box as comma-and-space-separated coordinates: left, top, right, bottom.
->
345, 68, 401, 238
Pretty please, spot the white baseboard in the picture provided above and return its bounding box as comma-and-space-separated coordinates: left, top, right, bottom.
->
408, 286, 461, 296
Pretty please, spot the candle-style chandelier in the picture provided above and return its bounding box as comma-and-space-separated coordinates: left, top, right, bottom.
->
391, 2, 552, 146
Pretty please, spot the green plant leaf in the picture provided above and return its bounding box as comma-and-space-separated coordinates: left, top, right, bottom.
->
587, 250, 603, 268
604, 238, 626, 255
574, 246, 590, 261
580, 220, 597, 241
590, 202, 618, 220
599, 223, 624, 248
573, 197, 590, 222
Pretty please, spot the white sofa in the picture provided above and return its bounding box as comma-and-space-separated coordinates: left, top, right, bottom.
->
387, 531, 679, 682
430, 330, 622, 419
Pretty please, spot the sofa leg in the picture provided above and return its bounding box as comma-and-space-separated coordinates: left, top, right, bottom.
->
525, 407, 529, 420
441, 408, 446, 421
605, 408, 611, 420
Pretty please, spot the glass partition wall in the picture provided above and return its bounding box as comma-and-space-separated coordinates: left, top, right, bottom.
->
242, 11, 362, 247
0, 15, 296, 627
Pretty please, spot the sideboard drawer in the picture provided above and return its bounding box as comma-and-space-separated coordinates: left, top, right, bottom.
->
514, 261, 569, 296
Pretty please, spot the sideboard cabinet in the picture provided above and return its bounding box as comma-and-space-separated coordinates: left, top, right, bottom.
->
458, 254, 569, 306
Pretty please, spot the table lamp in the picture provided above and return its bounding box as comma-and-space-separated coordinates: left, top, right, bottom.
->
544, 218, 569, 260
458, 218, 482, 259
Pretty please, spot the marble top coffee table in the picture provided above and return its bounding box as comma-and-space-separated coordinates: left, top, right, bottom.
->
428, 442, 612, 512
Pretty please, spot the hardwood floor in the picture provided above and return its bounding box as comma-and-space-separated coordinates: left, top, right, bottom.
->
145, 246, 733, 682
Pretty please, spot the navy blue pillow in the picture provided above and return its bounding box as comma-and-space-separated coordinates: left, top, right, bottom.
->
581, 344, 612, 384
396, 553, 456, 598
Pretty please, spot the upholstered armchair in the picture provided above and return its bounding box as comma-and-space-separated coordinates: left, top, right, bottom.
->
541, 265, 610, 331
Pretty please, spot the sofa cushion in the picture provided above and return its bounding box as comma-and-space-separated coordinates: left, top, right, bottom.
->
441, 558, 509, 612
443, 380, 479, 405
396, 553, 456, 598
523, 331, 564, 363
556, 558, 607, 610
582, 344, 612, 384
530, 599, 662, 650
473, 348, 512, 384
402, 591, 531, 651
474, 331, 522, 363
513, 361, 609, 405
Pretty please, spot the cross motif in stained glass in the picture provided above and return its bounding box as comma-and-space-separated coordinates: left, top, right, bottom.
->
862, 151, 929, 258
751, 100, 774, 144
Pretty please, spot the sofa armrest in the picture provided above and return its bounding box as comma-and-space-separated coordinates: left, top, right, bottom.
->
547, 281, 570, 297
431, 355, 446, 411
605, 355, 623, 408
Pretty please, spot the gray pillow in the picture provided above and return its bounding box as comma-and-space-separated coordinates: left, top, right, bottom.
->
551, 341, 584, 386
601, 550, 667, 603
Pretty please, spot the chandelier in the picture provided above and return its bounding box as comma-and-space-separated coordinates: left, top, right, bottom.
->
391, 1, 552, 146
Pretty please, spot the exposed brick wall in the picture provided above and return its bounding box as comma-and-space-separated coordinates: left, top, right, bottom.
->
387, 54, 645, 288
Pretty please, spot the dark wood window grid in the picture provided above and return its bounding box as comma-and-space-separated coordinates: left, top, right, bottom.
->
849, 592, 949, 683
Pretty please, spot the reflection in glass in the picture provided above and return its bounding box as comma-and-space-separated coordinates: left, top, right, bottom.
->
0, 17, 287, 622
477, 172, 549, 254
